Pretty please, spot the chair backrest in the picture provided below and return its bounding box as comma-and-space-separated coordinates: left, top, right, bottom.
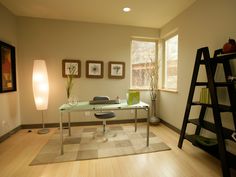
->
93, 96, 109, 101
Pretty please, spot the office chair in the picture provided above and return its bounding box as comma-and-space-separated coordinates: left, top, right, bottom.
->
93, 96, 116, 142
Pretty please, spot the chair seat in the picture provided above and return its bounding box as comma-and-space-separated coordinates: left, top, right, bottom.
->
94, 112, 115, 119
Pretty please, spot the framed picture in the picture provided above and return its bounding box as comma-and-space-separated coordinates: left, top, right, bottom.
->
86, 60, 103, 78
0, 41, 16, 93
62, 59, 81, 78
108, 61, 125, 79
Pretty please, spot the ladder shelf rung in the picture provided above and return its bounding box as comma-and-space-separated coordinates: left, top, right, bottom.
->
195, 82, 234, 87
191, 102, 211, 106
191, 102, 232, 112
199, 60, 206, 64
184, 134, 236, 167
188, 119, 234, 137
195, 82, 208, 86
184, 135, 219, 157
215, 52, 236, 62
188, 119, 216, 132
214, 82, 235, 87
198, 52, 236, 64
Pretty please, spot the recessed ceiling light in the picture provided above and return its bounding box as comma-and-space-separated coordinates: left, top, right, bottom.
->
123, 7, 131, 12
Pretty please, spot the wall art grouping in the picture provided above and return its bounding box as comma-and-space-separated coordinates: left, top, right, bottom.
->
0, 41, 17, 93
108, 61, 125, 79
86, 60, 103, 78
62, 59, 125, 79
62, 59, 81, 78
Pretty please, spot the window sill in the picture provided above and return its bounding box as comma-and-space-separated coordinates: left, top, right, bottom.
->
158, 88, 178, 93
129, 88, 178, 93
129, 88, 150, 91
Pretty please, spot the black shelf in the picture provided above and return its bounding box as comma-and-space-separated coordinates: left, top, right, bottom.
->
214, 82, 235, 87
200, 60, 206, 64
188, 119, 234, 138
195, 82, 208, 86
198, 52, 236, 65
195, 82, 235, 87
214, 52, 236, 62
191, 101, 232, 112
185, 135, 236, 169
185, 135, 219, 157
188, 119, 216, 132
178, 47, 236, 177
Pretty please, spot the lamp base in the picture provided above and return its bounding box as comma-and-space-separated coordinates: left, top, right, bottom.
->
37, 128, 49, 134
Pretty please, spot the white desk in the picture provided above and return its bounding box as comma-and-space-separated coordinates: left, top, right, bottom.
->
59, 99, 150, 155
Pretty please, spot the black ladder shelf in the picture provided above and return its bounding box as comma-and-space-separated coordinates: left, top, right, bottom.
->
178, 47, 236, 177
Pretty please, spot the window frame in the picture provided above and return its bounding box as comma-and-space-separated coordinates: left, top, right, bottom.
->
130, 39, 158, 90
162, 33, 178, 92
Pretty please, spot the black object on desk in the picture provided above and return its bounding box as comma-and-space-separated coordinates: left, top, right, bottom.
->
89, 96, 120, 104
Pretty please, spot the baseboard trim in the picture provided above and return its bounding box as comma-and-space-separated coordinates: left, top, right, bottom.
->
1, 119, 146, 142
0, 125, 22, 143
21, 118, 147, 129
0, 118, 180, 143
160, 119, 180, 134
0, 119, 179, 143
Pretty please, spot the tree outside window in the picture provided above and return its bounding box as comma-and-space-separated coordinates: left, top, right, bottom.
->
164, 35, 178, 90
131, 40, 156, 89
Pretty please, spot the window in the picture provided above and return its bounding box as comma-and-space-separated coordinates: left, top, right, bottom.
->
164, 35, 178, 90
131, 40, 156, 89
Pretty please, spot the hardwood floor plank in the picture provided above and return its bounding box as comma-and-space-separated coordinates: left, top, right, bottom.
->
0, 123, 224, 177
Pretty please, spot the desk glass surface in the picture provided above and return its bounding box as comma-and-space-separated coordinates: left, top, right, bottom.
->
58, 99, 150, 154
59, 99, 149, 112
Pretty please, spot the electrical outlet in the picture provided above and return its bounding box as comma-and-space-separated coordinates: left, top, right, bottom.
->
2, 120, 6, 127
85, 111, 90, 117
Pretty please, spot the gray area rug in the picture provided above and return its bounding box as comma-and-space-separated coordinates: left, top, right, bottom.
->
30, 125, 170, 165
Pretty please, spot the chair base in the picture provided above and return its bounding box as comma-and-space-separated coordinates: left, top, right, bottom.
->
94, 111, 116, 143
93, 128, 116, 143
94, 134, 108, 143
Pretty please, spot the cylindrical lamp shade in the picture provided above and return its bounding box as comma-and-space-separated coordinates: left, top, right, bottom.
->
32, 60, 49, 110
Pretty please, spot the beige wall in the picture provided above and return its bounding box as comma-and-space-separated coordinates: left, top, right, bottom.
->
2, 0, 235, 134
17, 17, 159, 125
0, 3, 20, 136
159, 0, 236, 133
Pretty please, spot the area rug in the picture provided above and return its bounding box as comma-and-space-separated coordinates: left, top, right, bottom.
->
30, 125, 170, 165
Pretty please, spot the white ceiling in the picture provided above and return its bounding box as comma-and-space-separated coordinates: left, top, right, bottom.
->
0, 0, 196, 28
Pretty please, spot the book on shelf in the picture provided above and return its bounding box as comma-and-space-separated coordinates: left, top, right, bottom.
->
199, 88, 211, 104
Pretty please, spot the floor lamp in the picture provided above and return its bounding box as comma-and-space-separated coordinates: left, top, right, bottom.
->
32, 60, 49, 134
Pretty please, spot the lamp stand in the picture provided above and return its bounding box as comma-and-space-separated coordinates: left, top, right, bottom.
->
37, 110, 49, 134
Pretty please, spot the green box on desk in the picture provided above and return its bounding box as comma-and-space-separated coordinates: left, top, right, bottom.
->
127, 91, 140, 105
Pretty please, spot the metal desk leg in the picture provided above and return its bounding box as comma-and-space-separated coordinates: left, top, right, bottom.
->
60, 112, 64, 155
134, 108, 137, 132
68, 112, 71, 136
146, 107, 150, 147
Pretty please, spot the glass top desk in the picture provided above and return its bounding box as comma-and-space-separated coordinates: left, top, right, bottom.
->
59, 99, 150, 155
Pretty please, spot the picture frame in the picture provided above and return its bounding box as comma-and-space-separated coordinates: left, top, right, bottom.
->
108, 61, 125, 79
62, 59, 81, 78
0, 41, 17, 93
86, 60, 103, 78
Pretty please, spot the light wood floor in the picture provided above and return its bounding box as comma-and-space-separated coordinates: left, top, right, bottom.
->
0, 123, 226, 177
